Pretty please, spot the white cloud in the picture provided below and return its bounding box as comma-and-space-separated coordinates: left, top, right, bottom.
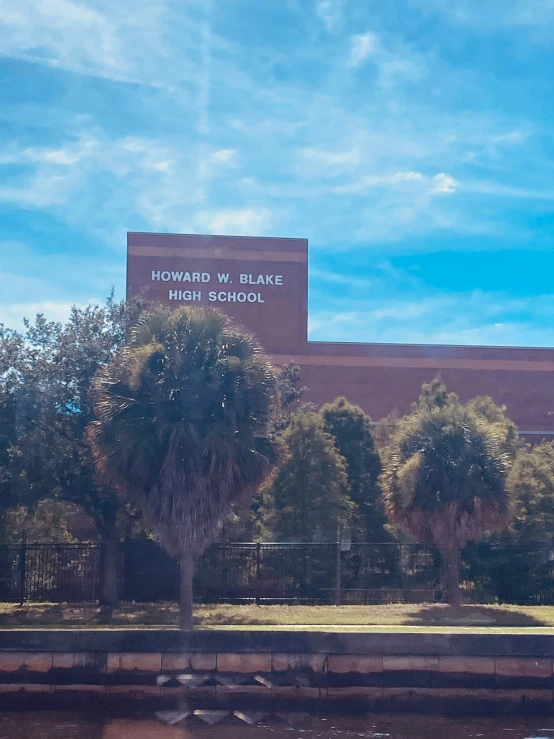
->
2, 110, 533, 250
379, 58, 423, 87
0, 173, 75, 208
0, 130, 239, 234
433, 173, 458, 194
0, 136, 97, 168
394, 171, 425, 183
197, 0, 213, 136
198, 208, 273, 234
228, 116, 309, 138
345, 30, 427, 86
0, 0, 551, 357
302, 148, 360, 166
315, 0, 342, 31
334, 170, 424, 194
0, 0, 130, 82
330, 170, 459, 203
492, 130, 529, 145
150, 160, 171, 173
466, 181, 554, 200
0, 0, 549, 254
211, 149, 237, 165
418, 0, 554, 28
39, 149, 86, 165
309, 290, 554, 347
349, 32, 377, 67
300, 147, 361, 176
0, 0, 217, 98
310, 268, 376, 291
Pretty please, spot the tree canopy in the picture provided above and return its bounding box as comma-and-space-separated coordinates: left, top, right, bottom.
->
0, 296, 146, 602
260, 411, 352, 542
222, 361, 311, 540
321, 396, 386, 542
88, 305, 280, 628
506, 441, 554, 544
0, 325, 26, 537
381, 380, 511, 605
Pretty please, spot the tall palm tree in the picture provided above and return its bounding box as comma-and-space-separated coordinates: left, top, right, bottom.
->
381, 403, 510, 606
88, 306, 279, 629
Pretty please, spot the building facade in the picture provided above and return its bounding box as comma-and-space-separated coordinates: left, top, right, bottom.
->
127, 231, 554, 438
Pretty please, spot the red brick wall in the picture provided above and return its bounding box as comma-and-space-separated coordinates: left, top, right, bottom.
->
296, 362, 554, 429
127, 232, 554, 434
127, 232, 308, 353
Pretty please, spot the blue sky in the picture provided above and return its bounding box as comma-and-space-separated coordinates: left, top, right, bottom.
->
1, 0, 554, 346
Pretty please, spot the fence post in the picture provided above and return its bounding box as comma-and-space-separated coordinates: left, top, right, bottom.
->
18, 530, 27, 607
255, 542, 261, 605
335, 525, 341, 606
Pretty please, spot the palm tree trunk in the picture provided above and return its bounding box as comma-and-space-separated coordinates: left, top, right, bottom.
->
179, 554, 194, 630
100, 521, 119, 608
443, 546, 461, 607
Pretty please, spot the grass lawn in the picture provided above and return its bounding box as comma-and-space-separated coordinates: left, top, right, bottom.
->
1, 602, 554, 631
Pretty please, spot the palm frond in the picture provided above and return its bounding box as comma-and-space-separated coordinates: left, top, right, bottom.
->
88, 306, 280, 558
381, 404, 511, 548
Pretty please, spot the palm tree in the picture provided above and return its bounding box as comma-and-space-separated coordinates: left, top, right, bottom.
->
88, 306, 279, 629
381, 403, 510, 606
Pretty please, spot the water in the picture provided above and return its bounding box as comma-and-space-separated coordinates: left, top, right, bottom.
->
1, 713, 554, 739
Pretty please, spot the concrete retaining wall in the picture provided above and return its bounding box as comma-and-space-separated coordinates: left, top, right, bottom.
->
2, 630, 554, 713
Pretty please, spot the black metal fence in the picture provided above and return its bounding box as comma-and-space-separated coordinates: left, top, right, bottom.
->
0, 542, 101, 604
2, 539, 554, 605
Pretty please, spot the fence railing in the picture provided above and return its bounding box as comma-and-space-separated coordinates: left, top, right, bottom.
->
0, 540, 101, 604
2, 539, 554, 605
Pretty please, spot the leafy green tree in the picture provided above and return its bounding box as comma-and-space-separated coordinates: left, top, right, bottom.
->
459, 442, 554, 604
381, 395, 510, 606
260, 411, 352, 542
413, 376, 458, 412
223, 361, 312, 541
321, 396, 386, 542
373, 409, 401, 453
0, 325, 26, 542
273, 362, 310, 433
0, 388, 17, 543
507, 442, 554, 544
5, 501, 77, 544
403, 378, 524, 603
88, 306, 279, 629
0, 297, 145, 604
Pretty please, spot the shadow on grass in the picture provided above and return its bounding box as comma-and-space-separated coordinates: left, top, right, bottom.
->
0, 602, 550, 629
202, 605, 551, 628
198, 611, 266, 626
406, 604, 547, 627
111, 603, 178, 625
0, 602, 181, 627
0, 603, 94, 626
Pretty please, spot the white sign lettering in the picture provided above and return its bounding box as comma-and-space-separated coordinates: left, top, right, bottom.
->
169, 290, 202, 301
155, 268, 282, 305
239, 274, 282, 285
152, 270, 210, 283
208, 291, 264, 304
